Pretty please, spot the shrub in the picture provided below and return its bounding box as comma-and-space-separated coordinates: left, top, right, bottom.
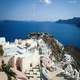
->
0, 45, 4, 56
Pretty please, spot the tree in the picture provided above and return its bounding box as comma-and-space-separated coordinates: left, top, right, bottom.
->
0, 45, 4, 56
1, 60, 16, 80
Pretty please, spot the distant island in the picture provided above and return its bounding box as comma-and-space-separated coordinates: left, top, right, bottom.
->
1, 17, 80, 27
56, 17, 80, 27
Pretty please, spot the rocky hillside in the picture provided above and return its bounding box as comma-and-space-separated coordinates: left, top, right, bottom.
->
28, 32, 64, 61
27, 33, 80, 80
0, 32, 80, 80
64, 45, 80, 67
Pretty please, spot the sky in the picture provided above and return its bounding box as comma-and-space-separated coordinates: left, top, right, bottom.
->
0, 0, 80, 21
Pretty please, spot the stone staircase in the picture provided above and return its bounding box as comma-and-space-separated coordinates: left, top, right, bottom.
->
25, 65, 41, 80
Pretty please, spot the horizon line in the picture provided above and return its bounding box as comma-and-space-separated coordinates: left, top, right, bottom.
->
0, 16, 80, 22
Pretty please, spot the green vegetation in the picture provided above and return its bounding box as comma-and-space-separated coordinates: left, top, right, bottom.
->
1, 60, 16, 80
0, 45, 4, 56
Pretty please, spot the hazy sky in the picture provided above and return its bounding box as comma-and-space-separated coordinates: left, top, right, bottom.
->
0, 0, 80, 21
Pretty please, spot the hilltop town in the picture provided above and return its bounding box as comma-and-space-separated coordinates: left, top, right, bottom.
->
0, 33, 80, 80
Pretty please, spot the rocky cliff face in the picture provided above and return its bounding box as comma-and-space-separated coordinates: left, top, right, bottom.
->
64, 46, 80, 70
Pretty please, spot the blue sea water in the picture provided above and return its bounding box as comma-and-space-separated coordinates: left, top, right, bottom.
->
0, 21, 80, 47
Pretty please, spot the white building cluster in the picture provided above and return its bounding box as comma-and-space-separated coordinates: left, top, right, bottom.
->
0, 37, 53, 71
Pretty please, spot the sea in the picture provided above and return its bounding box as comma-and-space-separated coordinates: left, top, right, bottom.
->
0, 21, 80, 48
